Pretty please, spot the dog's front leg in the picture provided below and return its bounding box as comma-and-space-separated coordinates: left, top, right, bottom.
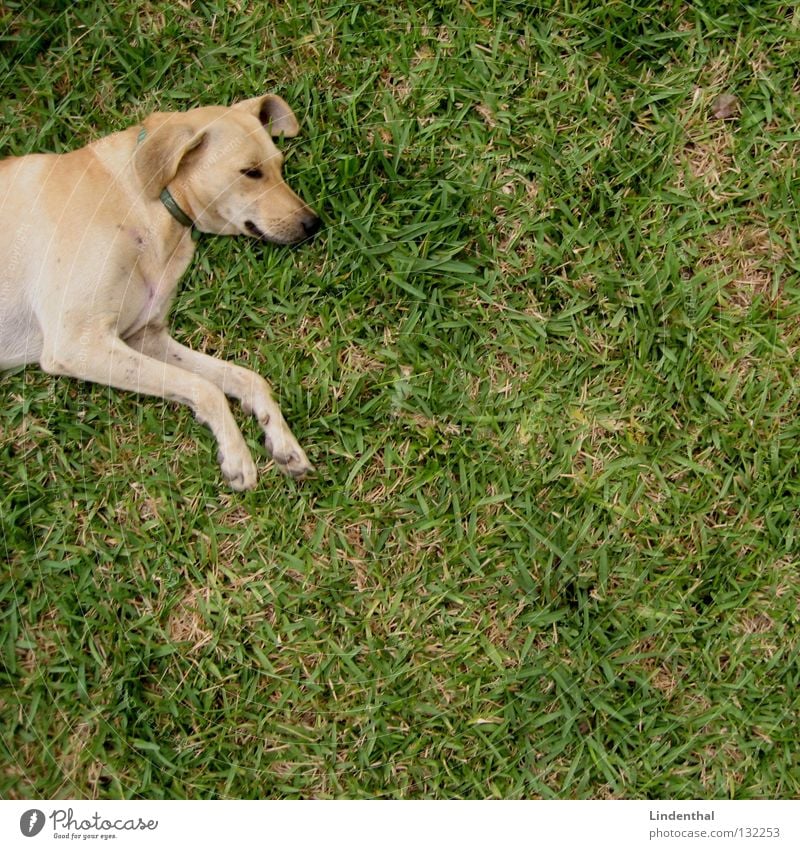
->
40, 331, 258, 490
126, 325, 314, 479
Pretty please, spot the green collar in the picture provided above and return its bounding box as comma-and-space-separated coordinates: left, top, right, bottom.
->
160, 188, 201, 241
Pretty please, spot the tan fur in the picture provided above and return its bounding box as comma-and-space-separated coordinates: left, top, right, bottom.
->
0, 95, 319, 489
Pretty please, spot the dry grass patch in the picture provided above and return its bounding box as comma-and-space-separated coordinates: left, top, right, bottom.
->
167, 585, 214, 651
704, 222, 785, 308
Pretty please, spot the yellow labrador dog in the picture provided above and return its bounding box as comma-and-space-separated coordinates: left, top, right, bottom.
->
0, 95, 318, 490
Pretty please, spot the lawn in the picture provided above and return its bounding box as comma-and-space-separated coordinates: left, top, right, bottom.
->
1, 0, 799, 799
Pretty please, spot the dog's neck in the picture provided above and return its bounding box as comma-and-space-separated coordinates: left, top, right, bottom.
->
160, 187, 200, 241
135, 126, 200, 242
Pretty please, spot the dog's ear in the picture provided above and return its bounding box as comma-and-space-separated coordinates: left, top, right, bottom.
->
234, 94, 300, 138
133, 117, 208, 199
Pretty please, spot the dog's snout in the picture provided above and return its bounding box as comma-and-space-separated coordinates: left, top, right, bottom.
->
244, 208, 319, 245
302, 212, 321, 238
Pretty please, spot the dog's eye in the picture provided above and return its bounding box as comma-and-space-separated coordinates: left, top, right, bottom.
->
241, 167, 263, 179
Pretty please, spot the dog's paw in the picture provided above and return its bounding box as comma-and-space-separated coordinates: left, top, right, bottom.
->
276, 450, 315, 480
264, 434, 314, 480
218, 447, 258, 491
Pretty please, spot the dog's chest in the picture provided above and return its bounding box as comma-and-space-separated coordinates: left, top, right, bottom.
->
119, 228, 195, 338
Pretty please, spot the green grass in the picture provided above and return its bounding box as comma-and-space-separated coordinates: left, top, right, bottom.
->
1, 0, 800, 799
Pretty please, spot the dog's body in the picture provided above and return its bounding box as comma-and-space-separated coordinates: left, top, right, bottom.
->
0, 95, 318, 489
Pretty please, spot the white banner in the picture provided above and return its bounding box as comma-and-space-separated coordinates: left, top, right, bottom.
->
1, 800, 797, 849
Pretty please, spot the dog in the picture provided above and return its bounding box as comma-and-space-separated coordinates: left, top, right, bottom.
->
0, 94, 319, 490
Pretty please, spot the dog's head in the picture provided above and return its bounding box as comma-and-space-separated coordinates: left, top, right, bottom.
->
135, 95, 319, 244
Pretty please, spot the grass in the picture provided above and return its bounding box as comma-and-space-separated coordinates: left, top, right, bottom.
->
1, 0, 800, 799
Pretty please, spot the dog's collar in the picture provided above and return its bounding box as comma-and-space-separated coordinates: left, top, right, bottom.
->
160, 188, 201, 241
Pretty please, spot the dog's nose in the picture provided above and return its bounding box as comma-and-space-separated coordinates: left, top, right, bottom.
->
302, 213, 321, 238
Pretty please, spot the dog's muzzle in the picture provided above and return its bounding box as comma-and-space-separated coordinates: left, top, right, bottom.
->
245, 211, 320, 243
